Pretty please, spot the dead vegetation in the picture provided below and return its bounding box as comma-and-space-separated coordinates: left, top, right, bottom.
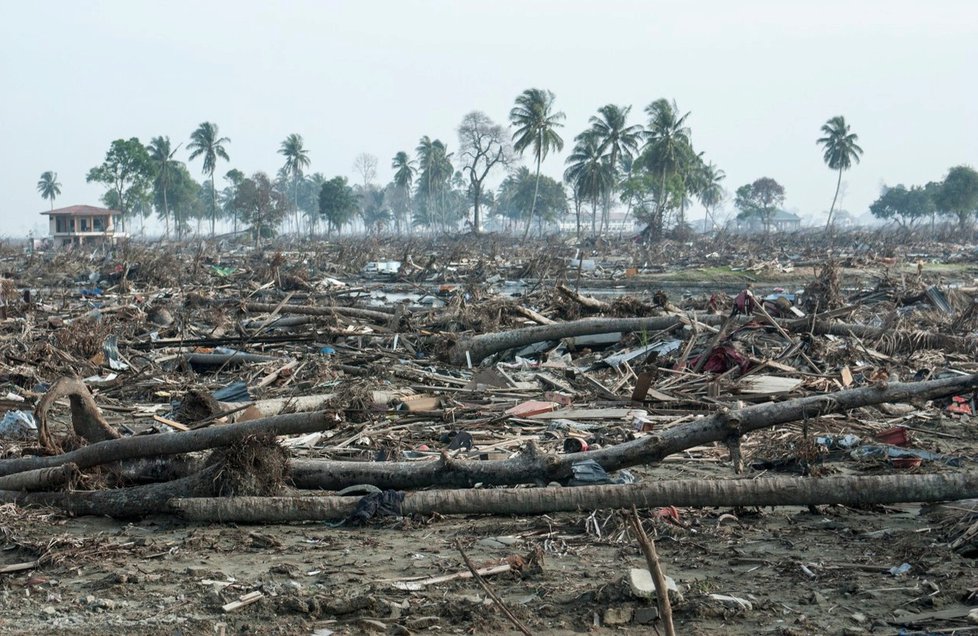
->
0, 232, 976, 634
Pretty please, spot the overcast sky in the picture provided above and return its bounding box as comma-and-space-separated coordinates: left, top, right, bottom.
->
2, 0, 976, 236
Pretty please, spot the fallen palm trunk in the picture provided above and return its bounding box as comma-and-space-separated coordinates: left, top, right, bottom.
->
450, 316, 706, 365
0, 465, 221, 518
290, 373, 978, 490
186, 352, 282, 367
449, 310, 975, 366
0, 411, 336, 478
0, 463, 79, 492
169, 472, 978, 522
242, 301, 397, 324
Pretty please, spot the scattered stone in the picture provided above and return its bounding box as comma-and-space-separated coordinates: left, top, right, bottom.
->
633, 606, 659, 624
603, 605, 634, 626
42, 606, 56, 617
627, 568, 682, 603
851, 612, 868, 624
708, 593, 753, 612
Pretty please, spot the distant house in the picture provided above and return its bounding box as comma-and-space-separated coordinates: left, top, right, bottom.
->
737, 209, 802, 233
42, 205, 127, 246
770, 210, 801, 232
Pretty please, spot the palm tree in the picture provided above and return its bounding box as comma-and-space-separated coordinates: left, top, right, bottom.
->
643, 99, 691, 239
817, 115, 863, 231
564, 134, 614, 237
37, 171, 61, 210
697, 161, 726, 232
278, 133, 311, 235
510, 89, 565, 237
392, 151, 416, 190
391, 151, 416, 234
586, 105, 642, 233
187, 122, 230, 236
415, 137, 453, 230
147, 136, 181, 238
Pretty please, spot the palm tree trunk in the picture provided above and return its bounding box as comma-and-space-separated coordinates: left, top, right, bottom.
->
824, 167, 843, 232
522, 157, 542, 240
171, 472, 978, 522
210, 177, 217, 237
162, 172, 170, 239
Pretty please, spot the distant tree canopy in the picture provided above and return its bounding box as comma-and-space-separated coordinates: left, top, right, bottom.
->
318, 176, 358, 235
234, 172, 288, 246
496, 167, 567, 231
870, 166, 978, 232
869, 184, 934, 228
935, 165, 978, 231
86, 138, 154, 225
735, 177, 785, 234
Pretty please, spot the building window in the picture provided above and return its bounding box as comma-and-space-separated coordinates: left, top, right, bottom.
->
93, 217, 105, 231
79, 218, 90, 232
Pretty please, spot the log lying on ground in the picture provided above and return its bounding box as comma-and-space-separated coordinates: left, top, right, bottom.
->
291, 373, 978, 491
0, 465, 221, 518
186, 352, 282, 367
450, 315, 706, 365
0, 463, 79, 492
449, 310, 977, 366
0, 411, 336, 478
242, 301, 397, 324
170, 471, 978, 523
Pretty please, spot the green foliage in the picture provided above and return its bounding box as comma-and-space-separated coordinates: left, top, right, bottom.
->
161, 163, 203, 238
318, 176, 358, 235
86, 138, 154, 222
563, 134, 613, 233
357, 185, 391, 233
510, 88, 565, 236
869, 184, 934, 227
817, 115, 863, 228
234, 172, 288, 245
935, 165, 978, 230
36, 171, 61, 209
637, 98, 694, 239
187, 122, 230, 235
496, 167, 567, 228
734, 177, 785, 233
413, 137, 455, 230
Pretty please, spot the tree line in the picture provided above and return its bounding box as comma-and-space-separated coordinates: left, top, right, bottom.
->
34, 91, 978, 241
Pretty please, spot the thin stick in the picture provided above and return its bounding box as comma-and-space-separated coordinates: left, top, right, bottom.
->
456, 541, 532, 636
628, 507, 676, 636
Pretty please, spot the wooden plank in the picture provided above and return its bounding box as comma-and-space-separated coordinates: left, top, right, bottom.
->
152, 415, 190, 432
530, 408, 634, 420
222, 591, 264, 612
0, 561, 38, 574
737, 375, 804, 394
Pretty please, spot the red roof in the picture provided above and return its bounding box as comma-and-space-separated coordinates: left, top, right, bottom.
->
42, 205, 122, 216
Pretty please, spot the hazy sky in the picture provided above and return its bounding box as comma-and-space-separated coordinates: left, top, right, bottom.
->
2, 0, 976, 236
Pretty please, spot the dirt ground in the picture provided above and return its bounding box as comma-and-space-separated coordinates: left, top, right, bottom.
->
2, 435, 976, 636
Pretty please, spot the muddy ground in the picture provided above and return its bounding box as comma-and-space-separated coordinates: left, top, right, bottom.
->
2, 421, 976, 636
1, 234, 977, 634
